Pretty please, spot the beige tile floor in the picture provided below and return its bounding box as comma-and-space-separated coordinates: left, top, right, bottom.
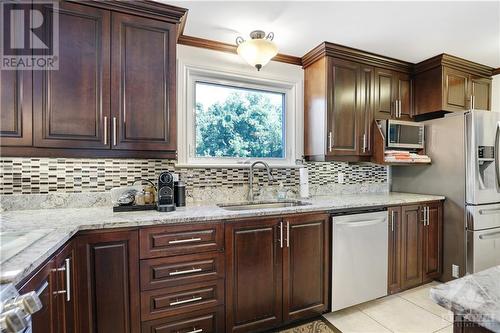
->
323, 282, 454, 333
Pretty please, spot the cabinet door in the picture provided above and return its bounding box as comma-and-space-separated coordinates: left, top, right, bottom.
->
33, 2, 110, 149
443, 67, 469, 112
327, 58, 360, 156
225, 218, 283, 333
388, 207, 402, 294
283, 213, 329, 323
0, 69, 32, 146
423, 202, 443, 281
401, 205, 423, 289
111, 13, 176, 152
397, 73, 413, 120
54, 242, 78, 333
470, 77, 491, 111
358, 66, 374, 156
374, 68, 396, 119
76, 230, 140, 333
19, 258, 57, 333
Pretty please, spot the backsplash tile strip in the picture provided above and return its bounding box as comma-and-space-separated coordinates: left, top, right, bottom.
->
0, 158, 387, 195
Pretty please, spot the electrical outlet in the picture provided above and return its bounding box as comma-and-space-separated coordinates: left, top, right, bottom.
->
452, 264, 460, 278
337, 172, 345, 184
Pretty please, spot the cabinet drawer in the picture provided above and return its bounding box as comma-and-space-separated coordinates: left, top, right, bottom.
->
141, 280, 224, 321
140, 223, 224, 259
141, 252, 224, 290
141, 306, 224, 333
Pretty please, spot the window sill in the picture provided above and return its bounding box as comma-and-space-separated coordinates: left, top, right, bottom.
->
174, 163, 304, 169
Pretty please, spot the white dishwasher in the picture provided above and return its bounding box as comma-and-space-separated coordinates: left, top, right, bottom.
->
331, 209, 388, 311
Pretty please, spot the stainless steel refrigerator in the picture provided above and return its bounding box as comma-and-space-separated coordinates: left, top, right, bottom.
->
392, 110, 500, 281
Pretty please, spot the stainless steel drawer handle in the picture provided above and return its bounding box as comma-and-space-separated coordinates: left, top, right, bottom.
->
168, 238, 202, 245
65, 258, 71, 302
169, 267, 202, 276
184, 329, 203, 333
169, 296, 202, 306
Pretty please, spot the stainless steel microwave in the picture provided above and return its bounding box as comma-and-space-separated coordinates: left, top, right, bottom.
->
384, 120, 425, 149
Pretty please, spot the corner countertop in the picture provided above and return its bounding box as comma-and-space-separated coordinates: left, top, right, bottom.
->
430, 266, 500, 333
0, 192, 444, 285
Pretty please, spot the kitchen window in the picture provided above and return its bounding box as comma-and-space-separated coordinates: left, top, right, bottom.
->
178, 64, 300, 167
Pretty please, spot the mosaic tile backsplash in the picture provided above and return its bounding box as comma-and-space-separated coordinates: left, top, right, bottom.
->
0, 158, 387, 196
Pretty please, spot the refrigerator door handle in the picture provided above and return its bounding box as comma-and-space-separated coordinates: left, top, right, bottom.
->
495, 121, 500, 189
479, 230, 500, 240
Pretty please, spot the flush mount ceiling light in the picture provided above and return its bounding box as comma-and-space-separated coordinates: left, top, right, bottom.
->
236, 30, 278, 71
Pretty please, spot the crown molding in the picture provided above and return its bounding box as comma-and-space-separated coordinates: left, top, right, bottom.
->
302, 42, 413, 73
75, 0, 188, 29
493, 68, 500, 76
414, 53, 494, 77
177, 35, 303, 66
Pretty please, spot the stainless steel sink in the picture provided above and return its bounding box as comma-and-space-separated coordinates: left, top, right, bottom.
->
218, 200, 310, 211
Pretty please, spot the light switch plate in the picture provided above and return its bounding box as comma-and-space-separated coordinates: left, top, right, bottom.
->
337, 172, 345, 184
452, 264, 460, 278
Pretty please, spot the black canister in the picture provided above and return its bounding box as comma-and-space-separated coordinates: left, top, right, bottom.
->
174, 181, 186, 207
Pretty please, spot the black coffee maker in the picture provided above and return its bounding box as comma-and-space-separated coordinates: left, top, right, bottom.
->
157, 171, 176, 212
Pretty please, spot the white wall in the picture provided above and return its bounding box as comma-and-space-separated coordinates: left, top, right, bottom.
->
176, 45, 305, 164
492, 75, 500, 112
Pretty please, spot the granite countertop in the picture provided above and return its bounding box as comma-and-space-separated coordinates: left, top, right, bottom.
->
431, 266, 500, 333
0, 192, 444, 285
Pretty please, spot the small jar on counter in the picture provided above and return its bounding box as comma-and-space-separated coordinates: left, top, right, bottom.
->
135, 190, 146, 205
144, 185, 156, 204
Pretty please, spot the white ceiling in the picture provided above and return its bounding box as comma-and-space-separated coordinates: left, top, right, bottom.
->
166, 1, 500, 68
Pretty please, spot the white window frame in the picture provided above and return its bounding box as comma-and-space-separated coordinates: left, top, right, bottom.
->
177, 61, 301, 168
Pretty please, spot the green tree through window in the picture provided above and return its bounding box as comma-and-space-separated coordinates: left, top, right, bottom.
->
195, 82, 285, 158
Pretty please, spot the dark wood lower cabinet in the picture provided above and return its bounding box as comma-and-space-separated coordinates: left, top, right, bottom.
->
76, 230, 140, 333
423, 201, 443, 282
401, 204, 423, 289
226, 213, 329, 333
283, 214, 329, 322
54, 241, 78, 333
225, 217, 283, 333
390, 201, 443, 292
388, 207, 402, 294
141, 306, 225, 333
19, 258, 57, 333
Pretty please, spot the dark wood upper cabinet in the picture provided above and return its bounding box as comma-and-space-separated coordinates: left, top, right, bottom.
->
470, 76, 491, 111
225, 218, 283, 333
111, 13, 177, 152
303, 43, 414, 161
374, 68, 395, 119
0, 70, 32, 146
414, 54, 493, 116
397, 73, 412, 120
33, 2, 111, 149
327, 58, 360, 156
359, 66, 375, 156
443, 67, 470, 112
400, 204, 423, 290
388, 206, 402, 294
374, 69, 412, 120
76, 230, 140, 333
2, 1, 186, 157
423, 201, 443, 282
283, 213, 329, 323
